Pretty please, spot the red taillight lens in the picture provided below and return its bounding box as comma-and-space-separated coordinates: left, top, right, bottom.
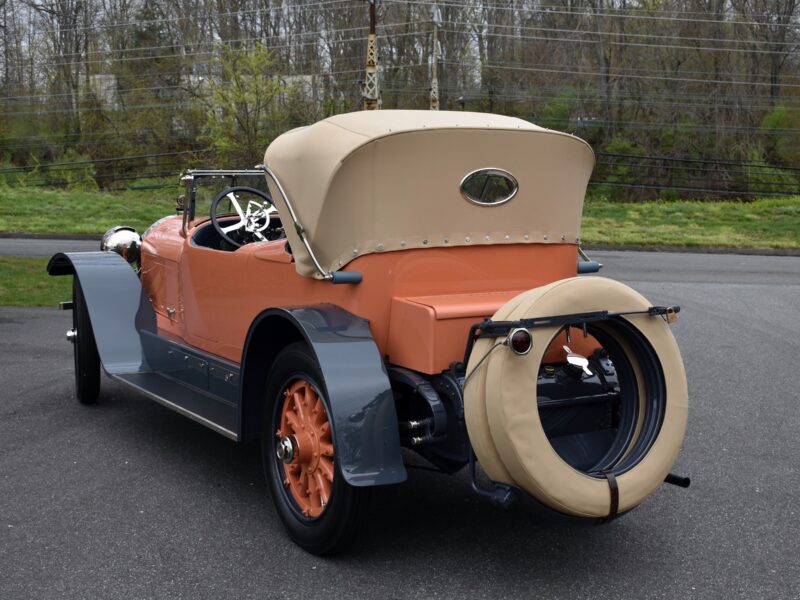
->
508, 328, 532, 355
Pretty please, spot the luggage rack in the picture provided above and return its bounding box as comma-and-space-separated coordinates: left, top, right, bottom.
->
457, 305, 680, 371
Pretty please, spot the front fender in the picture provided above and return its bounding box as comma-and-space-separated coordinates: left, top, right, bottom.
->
47, 251, 156, 374
242, 305, 407, 487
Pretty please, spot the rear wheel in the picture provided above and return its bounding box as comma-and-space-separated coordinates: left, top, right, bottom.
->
72, 277, 100, 405
261, 342, 370, 555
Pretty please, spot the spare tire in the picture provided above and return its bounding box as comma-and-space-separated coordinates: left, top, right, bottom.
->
464, 277, 688, 518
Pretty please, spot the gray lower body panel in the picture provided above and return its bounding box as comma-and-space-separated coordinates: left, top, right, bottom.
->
48, 251, 241, 440
49, 253, 405, 484
112, 371, 238, 439
115, 331, 241, 439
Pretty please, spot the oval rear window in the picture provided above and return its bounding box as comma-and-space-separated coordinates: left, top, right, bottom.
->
460, 168, 518, 206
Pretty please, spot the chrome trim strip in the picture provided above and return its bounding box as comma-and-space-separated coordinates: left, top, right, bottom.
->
110, 374, 239, 441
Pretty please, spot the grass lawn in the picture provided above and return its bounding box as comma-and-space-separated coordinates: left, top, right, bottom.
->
0, 186, 176, 235
0, 256, 71, 306
581, 197, 800, 249
1, 186, 798, 249
0, 189, 797, 307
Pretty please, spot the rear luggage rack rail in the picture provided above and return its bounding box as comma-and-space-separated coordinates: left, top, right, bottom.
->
455, 306, 680, 372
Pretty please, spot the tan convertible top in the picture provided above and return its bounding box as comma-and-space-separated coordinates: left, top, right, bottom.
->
264, 110, 595, 278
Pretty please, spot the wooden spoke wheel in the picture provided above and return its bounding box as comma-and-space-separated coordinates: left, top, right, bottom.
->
262, 342, 370, 555
277, 380, 335, 518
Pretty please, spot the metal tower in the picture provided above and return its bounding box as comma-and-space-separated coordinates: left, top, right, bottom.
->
362, 0, 381, 110
429, 1, 442, 110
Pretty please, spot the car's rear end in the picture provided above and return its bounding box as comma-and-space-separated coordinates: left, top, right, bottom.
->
263, 110, 689, 523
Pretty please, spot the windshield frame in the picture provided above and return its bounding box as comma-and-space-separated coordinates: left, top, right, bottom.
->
181, 169, 271, 231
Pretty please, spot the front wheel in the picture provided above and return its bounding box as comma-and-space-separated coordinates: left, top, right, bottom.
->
261, 342, 370, 555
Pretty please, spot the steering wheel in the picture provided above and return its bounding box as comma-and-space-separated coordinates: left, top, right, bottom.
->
210, 186, 276, 248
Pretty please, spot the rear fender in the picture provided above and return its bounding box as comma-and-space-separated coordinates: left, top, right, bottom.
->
240, 305, 406, 487
47, 251, 156, 374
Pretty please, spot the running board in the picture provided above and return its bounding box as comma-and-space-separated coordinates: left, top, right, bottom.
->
114, 330, 242, 440
112, 371, 239, 440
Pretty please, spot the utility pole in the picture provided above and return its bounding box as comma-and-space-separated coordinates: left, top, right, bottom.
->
429, 1, 442, 110
362, 0, 381, 110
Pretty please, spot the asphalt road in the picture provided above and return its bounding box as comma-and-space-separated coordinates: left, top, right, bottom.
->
1, 251, 799, 599
0, 237, 99, 257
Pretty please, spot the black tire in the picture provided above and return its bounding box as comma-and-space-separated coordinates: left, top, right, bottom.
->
72, 277, 100, 405
261, 342, 370, 555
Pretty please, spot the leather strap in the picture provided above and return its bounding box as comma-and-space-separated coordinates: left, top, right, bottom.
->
601, 470, 619, 522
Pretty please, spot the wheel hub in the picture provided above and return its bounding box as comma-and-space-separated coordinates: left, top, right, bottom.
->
276, 436, 294, 463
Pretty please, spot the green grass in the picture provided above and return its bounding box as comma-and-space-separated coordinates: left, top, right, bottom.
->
1, 186, 798, 249
0, 256, 71, 306
0, 186, 176, 236
582, 196, 800, 249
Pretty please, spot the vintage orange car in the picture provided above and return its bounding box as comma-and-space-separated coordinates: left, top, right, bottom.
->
48, 111, 689, 554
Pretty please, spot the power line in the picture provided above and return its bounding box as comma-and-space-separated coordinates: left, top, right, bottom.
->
440, 23, 800, 55
598, 152, 800, 173
2, 102, 797, 135
6, 57, 800, 119
25, 23, 418, 69
446, 17, 800, 49
0, 149, 207, 173
6, 83, 800, 120
449, 55, 800, 83
5, 143, 798, 182
586, 180, 797, 197
392, 0, 800, 30
592, 167, 800, 189
27, 0, 358, 36
383, 82, 800, 111
23, 12, 799, 66
443, 60, 800, 89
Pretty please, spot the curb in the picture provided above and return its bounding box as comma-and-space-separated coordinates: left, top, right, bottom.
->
0, 233, 99, 241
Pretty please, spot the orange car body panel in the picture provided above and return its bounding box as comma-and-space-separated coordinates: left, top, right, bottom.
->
140, 215, 580, 374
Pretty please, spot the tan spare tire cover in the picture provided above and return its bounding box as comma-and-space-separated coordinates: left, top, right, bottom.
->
464, 277, 688, 518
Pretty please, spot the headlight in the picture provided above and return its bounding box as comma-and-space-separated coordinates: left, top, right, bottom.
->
100, 226, 142, 264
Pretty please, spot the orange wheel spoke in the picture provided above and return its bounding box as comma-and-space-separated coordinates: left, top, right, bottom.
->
307, 468, 317, 496
314, 472, 328, 505
284, 410, 302, 433
293, 392, 307, 422
313, 397, 325, 423
278, 378, 335, 519
319, 457, 334, 482
299, 465, 308, 491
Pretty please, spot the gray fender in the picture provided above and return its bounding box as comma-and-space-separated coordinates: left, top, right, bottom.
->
242, 305, 407, 487
47, 252, 156, 374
